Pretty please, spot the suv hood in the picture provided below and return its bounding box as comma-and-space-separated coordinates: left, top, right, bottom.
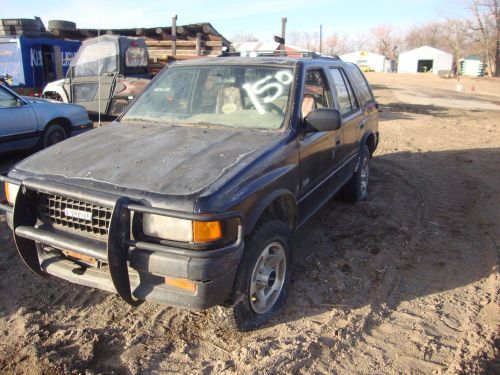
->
12, 122, 280, 196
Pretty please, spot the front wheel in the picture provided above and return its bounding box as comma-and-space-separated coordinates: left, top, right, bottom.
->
41, 124, 67, 149
212, 220, 292, 331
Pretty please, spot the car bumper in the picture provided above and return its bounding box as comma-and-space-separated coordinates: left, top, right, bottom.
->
70, 120, 94, 136
1, 176, 243, 309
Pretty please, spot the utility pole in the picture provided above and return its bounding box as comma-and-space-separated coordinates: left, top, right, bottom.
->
320, 24, 323, 53
172, 14, 177, 56
281, 16, 287, 54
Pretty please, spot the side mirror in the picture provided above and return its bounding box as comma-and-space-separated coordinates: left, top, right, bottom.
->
16, 99, 24, 107
304, 108, 342, 132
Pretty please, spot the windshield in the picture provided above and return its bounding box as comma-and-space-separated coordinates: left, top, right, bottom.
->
71, 39, 118, 77
121, 65, 294, 130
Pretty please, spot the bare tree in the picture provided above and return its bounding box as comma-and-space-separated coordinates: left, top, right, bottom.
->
287, 30, 320, 51
230, 31, 259, 43
369, 25, 398, 58
467, 0, 498, 76
484, 0, 500, 75
442, 18, 473, 73
322, 33, 352, 55
404, 21, 446, 50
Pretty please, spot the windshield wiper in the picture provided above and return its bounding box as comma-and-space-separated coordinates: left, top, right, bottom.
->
120, 117, 161, 123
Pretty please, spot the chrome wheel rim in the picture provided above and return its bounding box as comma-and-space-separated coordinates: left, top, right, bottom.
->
360, 156, 369, 195
249, 241, 287, 314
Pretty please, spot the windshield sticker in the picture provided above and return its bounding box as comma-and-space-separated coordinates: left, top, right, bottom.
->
243, 70, 293, 114
154, 87, 171, 92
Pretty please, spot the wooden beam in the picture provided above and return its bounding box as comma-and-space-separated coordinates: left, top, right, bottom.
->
145, 40, 197, 47
176, 26, 187, 36
196, 33, 202, 56
204, 40, 222, 47
202, 24, 215, 35
156, 27, 168, 40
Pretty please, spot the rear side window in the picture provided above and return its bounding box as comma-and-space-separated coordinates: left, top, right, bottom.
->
125, 47, 148, 67
329, 68, 359, 116
346, 64, 375, 105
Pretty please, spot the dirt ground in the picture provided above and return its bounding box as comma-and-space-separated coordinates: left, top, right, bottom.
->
0, 72, 499, 374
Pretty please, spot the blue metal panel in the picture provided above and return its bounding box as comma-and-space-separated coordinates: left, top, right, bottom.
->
0, 36, 80, 89
0, 38, 24, 85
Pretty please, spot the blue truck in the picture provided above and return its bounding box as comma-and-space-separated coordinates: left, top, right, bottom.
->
0, 35, 80, 96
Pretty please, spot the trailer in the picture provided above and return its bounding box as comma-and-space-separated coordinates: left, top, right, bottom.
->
0, 35, 80, 96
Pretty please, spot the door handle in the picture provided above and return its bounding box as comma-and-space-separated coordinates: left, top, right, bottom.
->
358, 121, 366, 129
336, 138, 341, 146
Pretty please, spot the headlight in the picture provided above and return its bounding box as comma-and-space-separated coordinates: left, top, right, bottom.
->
5, 182, 20, 205
142, 214, 222, 243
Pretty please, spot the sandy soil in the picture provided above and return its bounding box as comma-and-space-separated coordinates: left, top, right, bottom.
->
0, 72, 499, 374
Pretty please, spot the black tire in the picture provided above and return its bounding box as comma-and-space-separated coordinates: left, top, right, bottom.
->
212, 220, 292, 331
340, 144, 371, 202
41, 124, 67, 149
48, 20, 76, 31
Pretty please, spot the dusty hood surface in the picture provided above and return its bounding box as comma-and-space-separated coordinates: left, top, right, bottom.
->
13, 122, 279, 196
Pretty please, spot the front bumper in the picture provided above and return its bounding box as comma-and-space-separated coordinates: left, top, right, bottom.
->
70, 120, 94, 136
0, 175, 243, 309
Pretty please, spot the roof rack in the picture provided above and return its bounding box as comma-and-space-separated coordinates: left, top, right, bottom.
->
218, 50, 342, 60
218, 50, 289, 57
304, 52, 341, 60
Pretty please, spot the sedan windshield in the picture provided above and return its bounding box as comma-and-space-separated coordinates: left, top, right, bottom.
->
121, 65, 294, 130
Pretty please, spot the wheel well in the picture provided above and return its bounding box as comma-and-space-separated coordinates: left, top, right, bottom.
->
365, 133, 375, 155
256, 195, 297, 232
46, 118, 71, 136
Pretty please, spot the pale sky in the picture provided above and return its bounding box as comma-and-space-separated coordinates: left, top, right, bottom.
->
3, 0, 466, 40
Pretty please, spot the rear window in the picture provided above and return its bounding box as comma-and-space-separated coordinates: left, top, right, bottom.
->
125, 47, 147, 67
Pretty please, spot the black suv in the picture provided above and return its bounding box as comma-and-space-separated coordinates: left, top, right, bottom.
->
1, 55, 379, 330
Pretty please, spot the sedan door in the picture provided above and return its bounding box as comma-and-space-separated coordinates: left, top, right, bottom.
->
0, 85, 38, 153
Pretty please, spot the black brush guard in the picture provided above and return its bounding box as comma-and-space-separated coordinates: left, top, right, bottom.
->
0, 175, 243, 306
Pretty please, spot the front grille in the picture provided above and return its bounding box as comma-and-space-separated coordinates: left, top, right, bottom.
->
38, 193, 112, 238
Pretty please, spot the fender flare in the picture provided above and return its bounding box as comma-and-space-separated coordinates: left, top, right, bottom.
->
360, 130, 375, 154
244, 188, 297, 236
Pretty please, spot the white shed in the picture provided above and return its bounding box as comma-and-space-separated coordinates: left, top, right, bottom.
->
460, 55, 485, 77
339, 50, 393, 72
398, 46, 453, 75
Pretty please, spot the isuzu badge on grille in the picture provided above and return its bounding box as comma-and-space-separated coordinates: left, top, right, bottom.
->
64, 208, 92, 221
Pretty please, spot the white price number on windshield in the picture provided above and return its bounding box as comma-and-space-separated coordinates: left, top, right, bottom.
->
243, 70, 293, 114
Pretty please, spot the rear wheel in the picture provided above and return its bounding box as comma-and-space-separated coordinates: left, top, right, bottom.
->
41, 124, 67, 148
340, 144, 371, 202
212, 220, 292, 331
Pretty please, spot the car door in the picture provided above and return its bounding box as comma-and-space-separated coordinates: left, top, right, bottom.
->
327, 67, 363, 164
0, 85, 38, 152
297, 68, 344, 225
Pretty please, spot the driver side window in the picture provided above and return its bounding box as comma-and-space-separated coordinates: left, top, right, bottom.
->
301, 69, 331, 118
0, 87, 18, 108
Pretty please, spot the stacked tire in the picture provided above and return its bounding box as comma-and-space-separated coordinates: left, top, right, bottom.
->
48, 20, 76, 32
0, 18, 43, 37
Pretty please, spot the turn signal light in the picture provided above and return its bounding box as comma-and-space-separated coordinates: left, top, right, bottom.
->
5, 182, 20, 205
193, 220, 222, 243
165, 277, 197, 294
